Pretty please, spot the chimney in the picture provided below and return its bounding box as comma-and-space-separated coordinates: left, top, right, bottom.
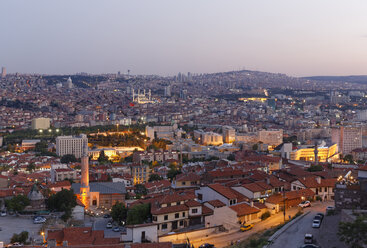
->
316, 177, 321, 184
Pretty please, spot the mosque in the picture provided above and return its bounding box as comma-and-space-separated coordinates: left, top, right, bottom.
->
72, 137, 126, 209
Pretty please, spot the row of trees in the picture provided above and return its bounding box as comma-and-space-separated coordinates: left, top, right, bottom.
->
88, 133, 146, 148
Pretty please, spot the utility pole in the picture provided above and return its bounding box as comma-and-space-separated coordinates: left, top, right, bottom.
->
283, 189, 286, 222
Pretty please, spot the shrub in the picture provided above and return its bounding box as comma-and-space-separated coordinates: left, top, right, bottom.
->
261, 211, 271, 220
316, 196, 322, 201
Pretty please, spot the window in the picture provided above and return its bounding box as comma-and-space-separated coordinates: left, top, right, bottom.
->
319, 188, 322, 193
293, 186, 297, 190
325, 187, 327, 192
182, 181, 186, 185
162, 224, 167, 230
192, 208, 198, 214
167, 203, 171, 207
180, 220, 184, 226
183, 212, 185, 217
164, 215, 168, 220
153, 216, 157, 221
198, 193, 203, 200
175, 213, 179, 218
105, 200, 109, 204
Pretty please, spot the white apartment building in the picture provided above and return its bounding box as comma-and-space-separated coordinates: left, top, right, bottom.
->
56, 134, 88, 158
31, 117, 51, 130
331, 126, 362, 155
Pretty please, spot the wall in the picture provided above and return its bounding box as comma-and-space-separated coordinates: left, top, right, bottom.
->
196, 187, 229, 206
205, 206, 239, 230
158, 226, 221, 244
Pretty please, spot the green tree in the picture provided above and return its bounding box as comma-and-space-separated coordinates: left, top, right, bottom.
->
47, 189, 77, 221
338, 216, 367, 248
5, 195, 30, 212
10, 231, 29, 244
126, 203, 151, 225
111, 202, 128, 225
35, 141, 48, 153
98, 150, 109, 163
60, 154, 77, 164
135, 184, 148, 197
227, 154, 236, 161
26, 162, 36, 172
343, 154, 355, 164
307, 164, 323, 172
167, 168, 181, 181
148, 174, 162, 182
252, 144, 258, 151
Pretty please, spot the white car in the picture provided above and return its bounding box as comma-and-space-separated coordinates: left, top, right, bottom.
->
312, 219, 321, 228
33, 217, 46, 224
326, 206, 335, 211
106, 222, 113, 229
0, 211, 6, 217
299, 201, 311, 208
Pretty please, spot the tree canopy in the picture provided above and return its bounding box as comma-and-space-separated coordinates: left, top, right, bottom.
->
338, 215, 367, 248
135, 184, 148, 197
148, 174, 162, 182
10, 231, 29, 244
47, 189, 77, 221
60, 154, 77, 164
111, 202, 127, 225
126, 203, 151, 225
98, 150, 110, 163
5, 195, 30, 212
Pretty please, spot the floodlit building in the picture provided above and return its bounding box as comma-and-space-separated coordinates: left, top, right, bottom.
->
331, 126, 362, 155
131, 164, 150, 184
223, 126, 236, 143
56, 134, 88, 158
31, 117, 51, 130
258, 130, 283, 149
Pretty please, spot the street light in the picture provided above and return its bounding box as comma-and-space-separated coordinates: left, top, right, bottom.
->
41, 231, 45, 244
48, 129, 52, 133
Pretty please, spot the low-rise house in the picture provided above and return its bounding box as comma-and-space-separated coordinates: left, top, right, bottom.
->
291, 176, 337, 200
196, 183, 249, 206
172, 172, 200, 188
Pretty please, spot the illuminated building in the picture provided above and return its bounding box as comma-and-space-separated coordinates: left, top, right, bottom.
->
289, 143, 338, 162
238, 97, 268, 102
258, 130, 283, 150
132, 88, 155, 104
223, 126, 236, 143
331, 126, 362, 155
88, 148, 117, 161
131, 164, 150, 184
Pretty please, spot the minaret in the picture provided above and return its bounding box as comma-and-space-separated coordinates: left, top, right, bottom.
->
314, 142, 319, 165
80, 135, 90, 208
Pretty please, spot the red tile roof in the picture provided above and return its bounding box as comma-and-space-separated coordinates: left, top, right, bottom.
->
206, 199, 226, 208
229, 203, 260, 217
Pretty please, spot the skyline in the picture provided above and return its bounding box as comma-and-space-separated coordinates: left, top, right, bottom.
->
2, 0, 367, 76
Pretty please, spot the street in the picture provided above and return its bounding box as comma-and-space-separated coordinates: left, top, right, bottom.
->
269, 202, 345, 248
189, 201, 332, 248
93, 217, 123, 238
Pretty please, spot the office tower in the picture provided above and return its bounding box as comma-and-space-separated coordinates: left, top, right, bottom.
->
31, 118, 51, 130
331, 126, 362, 155
180, 89, 187, 99
1, 67, 6, 78
56, 134, 88, 158
164, 85, 171, 97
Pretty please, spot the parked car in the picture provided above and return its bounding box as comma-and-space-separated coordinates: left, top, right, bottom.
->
199, 244, 214, 248
326, 206, 335, 211
9, 242, 23, 247
316, 213, 324, 220
112, 226, 120, 232
304, 233, 313, 244
33, 217, 46, 224
1, 211, 6, 217
300, 245, 320, 248
313, 215, 322, 222
298, 201, 311, 208
240, 224, 254, 231
106, 222, 113, 229
103, 214, 111, 219
312, 219, 321, 228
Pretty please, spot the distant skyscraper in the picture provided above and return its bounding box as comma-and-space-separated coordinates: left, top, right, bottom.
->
1, 67, 6, 78
180, 89, 187, 99
164, 85, 171, 97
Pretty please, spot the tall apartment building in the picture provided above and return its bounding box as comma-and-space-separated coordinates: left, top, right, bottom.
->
56, 134, 88, 158
258, 130, 283, 148
331, 126, 362, 155
31, 117, 51, 130
130, 164, 150, 184
223, 126, 236, 143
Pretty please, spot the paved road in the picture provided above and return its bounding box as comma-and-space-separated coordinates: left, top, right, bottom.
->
269, 202, 344, 248
190, 201, 332, 248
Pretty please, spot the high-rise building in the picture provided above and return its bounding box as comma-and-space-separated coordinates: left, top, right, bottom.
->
31, 118, 51, 130
164, 85, 171, 97
331, 126, 362, 155
180, 89, 187, 99
1, 67, 6, 78
56, 134, 88, 158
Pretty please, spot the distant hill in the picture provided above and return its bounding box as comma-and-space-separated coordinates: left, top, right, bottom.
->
303, 75, 367, 84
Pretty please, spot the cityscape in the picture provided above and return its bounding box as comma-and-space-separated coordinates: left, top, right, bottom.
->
1, 1, 367, 248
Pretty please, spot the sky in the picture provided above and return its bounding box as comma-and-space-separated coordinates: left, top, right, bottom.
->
1, 0, 367, 76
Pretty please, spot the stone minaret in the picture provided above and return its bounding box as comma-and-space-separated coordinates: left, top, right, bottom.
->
80, 136, 90, 208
